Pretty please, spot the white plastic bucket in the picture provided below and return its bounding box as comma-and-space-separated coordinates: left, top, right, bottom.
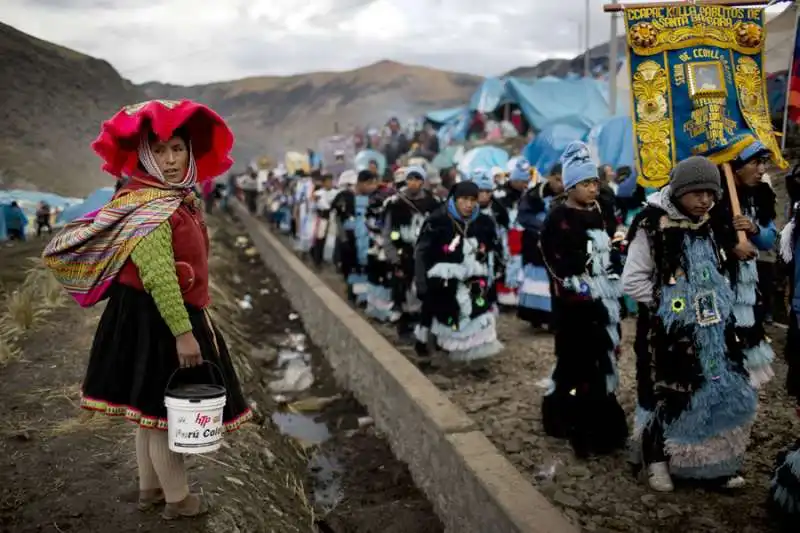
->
164, 364, 227, 454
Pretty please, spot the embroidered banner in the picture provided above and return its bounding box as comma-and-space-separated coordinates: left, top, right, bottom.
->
623, 4, 786, 188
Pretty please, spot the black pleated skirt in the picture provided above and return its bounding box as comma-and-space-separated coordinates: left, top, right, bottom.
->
81, 284, 252, 431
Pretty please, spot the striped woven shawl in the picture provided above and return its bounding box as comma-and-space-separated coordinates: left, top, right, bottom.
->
42, 188, 184, 307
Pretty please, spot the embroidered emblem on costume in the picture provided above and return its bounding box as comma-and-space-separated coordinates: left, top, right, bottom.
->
671, 297, 686, 313
694, 290, 721, 326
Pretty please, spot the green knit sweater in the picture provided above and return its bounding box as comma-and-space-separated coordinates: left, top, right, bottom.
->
130, 222, 193, 336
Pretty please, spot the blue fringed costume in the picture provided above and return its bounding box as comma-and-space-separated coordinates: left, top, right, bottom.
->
539, 200, 628, 456
413, 191, 504, 362
623, 185, 757, 484
516, 180, 560, 327
364, 185, 396, 322
493, 159, 530, 307
382, 170, 441, 336
538, 142, 628, 457
709, 147, 777, 389
332, 188, 371, 306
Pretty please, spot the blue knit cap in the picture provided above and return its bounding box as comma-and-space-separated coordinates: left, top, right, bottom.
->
509, 158, 532, 182
469, 168, 494, 191
561, 141, 598, 190
405, 165, 426, 181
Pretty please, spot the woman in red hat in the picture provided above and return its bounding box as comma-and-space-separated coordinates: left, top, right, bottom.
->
43, 100, 252, 520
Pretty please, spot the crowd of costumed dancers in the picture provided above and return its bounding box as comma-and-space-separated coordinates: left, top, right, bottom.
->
263, 141, 800, 530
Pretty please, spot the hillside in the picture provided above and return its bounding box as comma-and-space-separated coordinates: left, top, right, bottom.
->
505, 37, 625, 79
141, 60, 481, 169
0, 22, 143, 196
0, 18, 482, 193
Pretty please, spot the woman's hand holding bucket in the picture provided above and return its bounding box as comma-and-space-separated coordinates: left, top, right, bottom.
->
176, 332, 203, 368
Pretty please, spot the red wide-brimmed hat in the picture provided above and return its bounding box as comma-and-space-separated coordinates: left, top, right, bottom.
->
91, 99, 234, 183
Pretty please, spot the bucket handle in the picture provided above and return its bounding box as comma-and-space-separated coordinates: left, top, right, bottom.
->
164, 360, 228, 398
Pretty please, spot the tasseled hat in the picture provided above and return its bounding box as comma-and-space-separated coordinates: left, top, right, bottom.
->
509, 158, 532, 182
560, 141, 597, 190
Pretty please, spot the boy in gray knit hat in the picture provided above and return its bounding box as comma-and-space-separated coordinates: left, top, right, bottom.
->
621, 154, 756, 493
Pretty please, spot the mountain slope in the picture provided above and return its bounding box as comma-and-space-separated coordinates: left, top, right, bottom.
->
0, 22, 143, 196
0, 22, 481, 194
141, 60, 481, 169
504, 38, 625, 79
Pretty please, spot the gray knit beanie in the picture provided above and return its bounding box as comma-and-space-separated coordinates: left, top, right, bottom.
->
669, 156, 721, 200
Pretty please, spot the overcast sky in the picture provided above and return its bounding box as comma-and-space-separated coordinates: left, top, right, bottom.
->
0, 0, 785, 86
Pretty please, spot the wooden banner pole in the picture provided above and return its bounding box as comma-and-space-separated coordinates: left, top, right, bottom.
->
722, 162, 748, 245
604, 0, 771, 13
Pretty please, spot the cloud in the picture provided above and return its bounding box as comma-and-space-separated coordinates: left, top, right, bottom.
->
1, 0, 771, 86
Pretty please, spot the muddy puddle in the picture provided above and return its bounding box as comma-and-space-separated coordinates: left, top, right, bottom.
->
219, 219, 443, 533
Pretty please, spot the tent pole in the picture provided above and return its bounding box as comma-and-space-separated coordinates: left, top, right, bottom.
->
584, 0, 591, 77
782, 5, 800, 152
609, 8, 619, 114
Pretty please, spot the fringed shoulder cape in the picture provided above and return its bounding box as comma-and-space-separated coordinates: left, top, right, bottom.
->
539, 202, 628, 456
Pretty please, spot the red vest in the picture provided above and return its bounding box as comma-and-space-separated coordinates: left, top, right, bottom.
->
117, 188, 210, 309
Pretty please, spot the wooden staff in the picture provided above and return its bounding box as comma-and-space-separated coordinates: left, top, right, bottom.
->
722, 162, 747, 245
604, 0, 771, 13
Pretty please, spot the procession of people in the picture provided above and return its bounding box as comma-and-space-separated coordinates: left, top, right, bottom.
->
243, 118, 799, 529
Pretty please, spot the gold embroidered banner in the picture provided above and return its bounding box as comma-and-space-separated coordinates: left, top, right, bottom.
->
623, 4, 786, 188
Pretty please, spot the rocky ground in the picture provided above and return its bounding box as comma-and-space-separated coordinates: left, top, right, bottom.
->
272, 227, 799, 533
0, 221, 441, 533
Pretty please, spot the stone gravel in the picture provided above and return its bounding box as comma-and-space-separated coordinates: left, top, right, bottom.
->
301, 245, 798, 533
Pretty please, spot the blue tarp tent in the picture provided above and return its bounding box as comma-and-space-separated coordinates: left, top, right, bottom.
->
0, 190, 80, 240
0, 190, 81, 211
425, 106, 466, 126
457, 146, 510, 175
469, 77, 511, 113
587, 115, 637, 197
587, 116, 635, 176
59, 187, 115, 224
505, 77, 626, 132
523, 118, 591, 176
436, 107, 471, 146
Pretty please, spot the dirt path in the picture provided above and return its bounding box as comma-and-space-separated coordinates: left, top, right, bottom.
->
272, 227, 798, 533
0, 238, 315, 533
